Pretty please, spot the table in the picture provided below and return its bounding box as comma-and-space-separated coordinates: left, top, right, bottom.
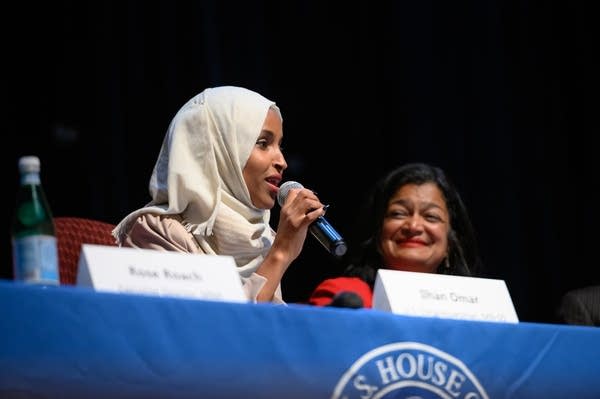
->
1, 281, 599, 398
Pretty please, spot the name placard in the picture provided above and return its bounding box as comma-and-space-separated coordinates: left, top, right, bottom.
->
373, 269, 519, 323
76, 244, 247, 303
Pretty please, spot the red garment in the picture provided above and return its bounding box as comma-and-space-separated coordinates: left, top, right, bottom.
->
307, 277, 373, 308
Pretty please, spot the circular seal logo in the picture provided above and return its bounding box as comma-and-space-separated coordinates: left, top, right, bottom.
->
332, 342, 488, 399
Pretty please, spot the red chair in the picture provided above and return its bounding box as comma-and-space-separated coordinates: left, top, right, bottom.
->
54, 217, 117, 284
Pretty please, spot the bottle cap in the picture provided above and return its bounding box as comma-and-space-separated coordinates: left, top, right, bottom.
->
18, 155, 41, 173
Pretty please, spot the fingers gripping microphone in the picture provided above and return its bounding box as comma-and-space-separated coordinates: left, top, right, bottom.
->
277, 181, 347, 257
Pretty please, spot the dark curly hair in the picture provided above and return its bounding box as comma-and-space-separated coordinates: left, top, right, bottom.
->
343, 162, 482, 287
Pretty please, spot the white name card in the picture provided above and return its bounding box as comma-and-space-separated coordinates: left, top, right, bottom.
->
76, 244, 247, 303
373, 269, 519, 323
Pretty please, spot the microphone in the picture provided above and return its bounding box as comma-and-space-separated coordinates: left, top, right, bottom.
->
327, 291, 364, 309
277, 181, 347, 257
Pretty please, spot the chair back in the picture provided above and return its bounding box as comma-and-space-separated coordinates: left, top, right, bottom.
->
54, 217, 117, 284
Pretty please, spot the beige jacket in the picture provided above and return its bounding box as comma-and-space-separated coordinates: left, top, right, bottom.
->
121, 213, 284, 304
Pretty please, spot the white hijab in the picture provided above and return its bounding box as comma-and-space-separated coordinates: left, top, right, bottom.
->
113, 86, 282, 277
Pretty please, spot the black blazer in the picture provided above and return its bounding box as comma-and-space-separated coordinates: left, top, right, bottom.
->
556, 285, 600, 327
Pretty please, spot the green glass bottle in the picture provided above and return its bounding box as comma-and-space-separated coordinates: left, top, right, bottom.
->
11, 155, 59, 285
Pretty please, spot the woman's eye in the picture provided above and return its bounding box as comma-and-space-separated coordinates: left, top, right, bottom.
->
256, 139, 269, 148
388, 210, 407, 218
425, 214, 442, 222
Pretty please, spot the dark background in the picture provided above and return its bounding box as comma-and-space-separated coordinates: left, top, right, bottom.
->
3, 1, 596, 323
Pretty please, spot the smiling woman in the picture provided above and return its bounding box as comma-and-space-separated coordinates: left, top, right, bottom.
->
111, 86, 326, 304
307, 162, 483, 308
379, 181, 450, 274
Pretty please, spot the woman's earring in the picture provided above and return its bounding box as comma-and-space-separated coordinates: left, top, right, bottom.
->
444, 257, 450, 269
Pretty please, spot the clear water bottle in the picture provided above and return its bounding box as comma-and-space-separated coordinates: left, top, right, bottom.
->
11, 155, 60, 285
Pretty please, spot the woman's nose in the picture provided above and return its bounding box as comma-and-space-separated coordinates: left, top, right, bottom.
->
273, 156, 287, 172
274, 151, 287, 172
403, 215, 424, 233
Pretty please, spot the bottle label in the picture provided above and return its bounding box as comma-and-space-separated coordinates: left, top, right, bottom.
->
12, 235, 59, 284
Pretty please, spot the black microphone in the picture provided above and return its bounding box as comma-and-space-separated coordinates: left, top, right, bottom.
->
327, 291, 364, 309
277, 181, 347, 257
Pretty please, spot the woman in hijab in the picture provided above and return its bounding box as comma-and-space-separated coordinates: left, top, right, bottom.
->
113, 86, 325, 303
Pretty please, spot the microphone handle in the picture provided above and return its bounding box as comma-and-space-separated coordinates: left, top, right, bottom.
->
310, 216, 347, 257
